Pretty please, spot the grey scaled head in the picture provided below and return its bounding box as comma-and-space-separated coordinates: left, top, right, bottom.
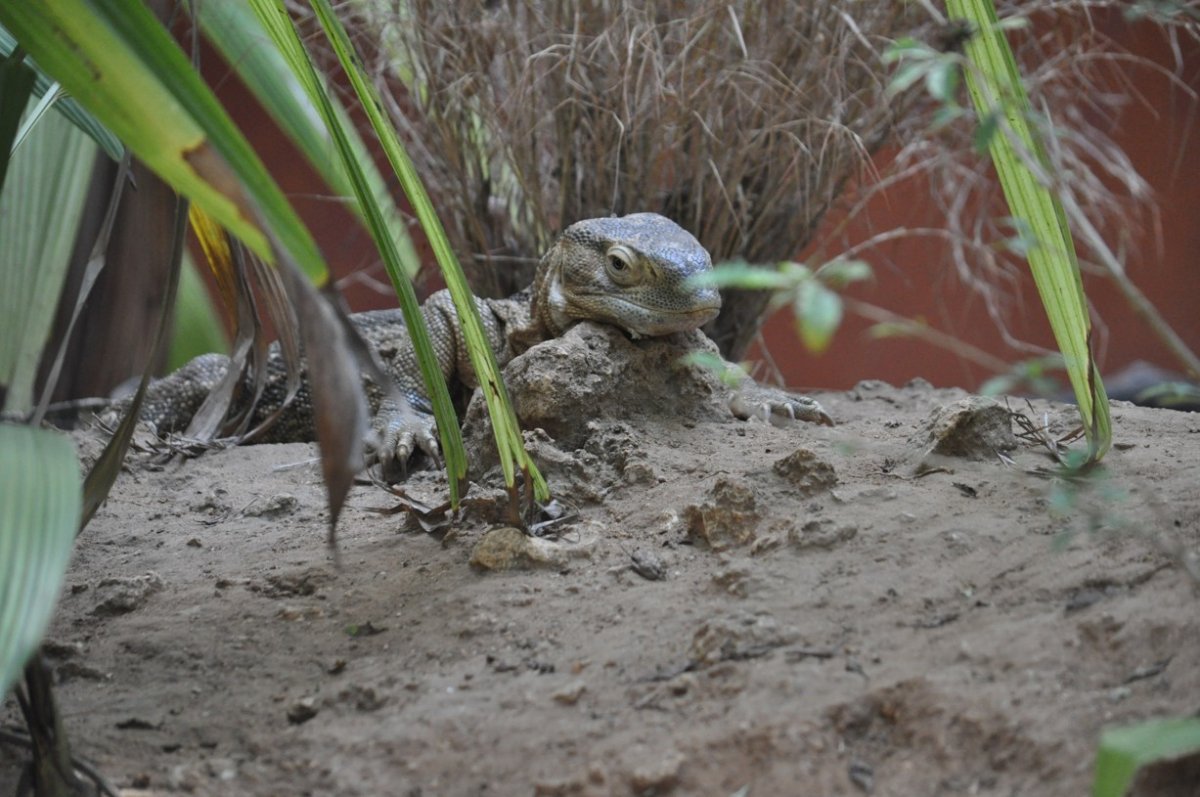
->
548, 212, 722, 338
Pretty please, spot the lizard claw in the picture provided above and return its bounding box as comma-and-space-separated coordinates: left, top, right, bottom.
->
730, 387, 834, 428
370, 398, 440, 481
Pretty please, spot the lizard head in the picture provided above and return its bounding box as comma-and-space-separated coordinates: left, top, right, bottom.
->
534, 213, 722, 339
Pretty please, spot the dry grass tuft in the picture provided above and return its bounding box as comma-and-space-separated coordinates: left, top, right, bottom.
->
357, 1, 931, 356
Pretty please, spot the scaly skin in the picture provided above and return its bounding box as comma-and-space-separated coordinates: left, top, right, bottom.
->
117, 213, 832, 467
526, 212, 723, 339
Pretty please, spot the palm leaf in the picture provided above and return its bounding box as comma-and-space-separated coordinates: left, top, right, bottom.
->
193, 0, 420, 277
247, 0, 473, 504
0, 24, 123, 161
0, 42, 35, 215
0, 111, 97, 415
0, 0, 401, 533
1093, 717, 1200, 797
0, 1, 323, 280
0, 425, 81, 698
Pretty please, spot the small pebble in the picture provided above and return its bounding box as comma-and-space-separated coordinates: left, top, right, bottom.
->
286, 697, 318, 725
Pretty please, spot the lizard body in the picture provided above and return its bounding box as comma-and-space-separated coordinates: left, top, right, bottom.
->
122, 213, 831, 465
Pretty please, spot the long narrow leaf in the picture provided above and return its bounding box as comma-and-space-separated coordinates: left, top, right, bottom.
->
309, 0, 548, 505
0, 425, 81, 698
31, 154, 132, 425
0, 24, 123, 161
193, 0, 421, 278
0, 1, 326, 282
11, 80, 63, 153
945, 0, 1111, 459
0, 111, 97, 414
12, 81, 67, 156
81, 190, 188, 528
1, 1, 394, 533
249, 0, 470, 503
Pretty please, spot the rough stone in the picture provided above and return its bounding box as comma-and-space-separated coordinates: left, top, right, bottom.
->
551, 680, 587, 705
911, 396, 1017, 461
470, 526, 570, 571
92, 571, 164, 616
627, 748, 686, 795
286, 697, 318, 725
245, 492, 299, 518
462, 322, 728, 467
788, 519, 858, 551
683, 476, 761, 551
690, 612, 789, 666
772, 447, 837, 495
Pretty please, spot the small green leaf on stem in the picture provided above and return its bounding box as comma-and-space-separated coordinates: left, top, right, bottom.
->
1093, 717, 1200, 797
690, 259, 796, 291
793, 282, 842, 354
680, 351, 747, 388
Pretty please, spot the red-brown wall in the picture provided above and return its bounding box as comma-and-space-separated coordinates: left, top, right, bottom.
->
753, 14, 1200, 391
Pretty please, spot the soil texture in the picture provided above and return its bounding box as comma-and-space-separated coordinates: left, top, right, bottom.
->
3, 322, 1199, 796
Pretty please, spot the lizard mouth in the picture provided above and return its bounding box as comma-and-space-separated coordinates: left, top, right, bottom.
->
567, 290, 721, 337
630, 305, 721, 336
591, 300, 720, 337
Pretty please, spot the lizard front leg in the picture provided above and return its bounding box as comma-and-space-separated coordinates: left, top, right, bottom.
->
355, 291, 509, 477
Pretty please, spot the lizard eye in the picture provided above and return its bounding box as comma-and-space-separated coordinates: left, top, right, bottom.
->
605, 245, 635, 279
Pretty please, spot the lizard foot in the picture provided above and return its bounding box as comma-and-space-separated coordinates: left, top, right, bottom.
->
730, 385, 834, 428
369, 398, 441, 481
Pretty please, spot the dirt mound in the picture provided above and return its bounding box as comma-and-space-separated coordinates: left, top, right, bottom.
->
2, 329, 1198, 795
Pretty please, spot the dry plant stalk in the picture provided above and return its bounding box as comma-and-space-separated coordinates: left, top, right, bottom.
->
362, 1, 931, 357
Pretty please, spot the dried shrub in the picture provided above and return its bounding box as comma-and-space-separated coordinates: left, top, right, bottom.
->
360, 0, 932, 357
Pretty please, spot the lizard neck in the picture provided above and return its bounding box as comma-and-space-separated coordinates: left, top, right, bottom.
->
531, 256, 571, 338
504, 253, 560, 354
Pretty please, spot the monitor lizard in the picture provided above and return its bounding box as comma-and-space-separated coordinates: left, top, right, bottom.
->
117, 213, 832, 471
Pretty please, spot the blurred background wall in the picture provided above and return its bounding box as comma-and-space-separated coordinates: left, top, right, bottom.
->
201, 11, 1199, 394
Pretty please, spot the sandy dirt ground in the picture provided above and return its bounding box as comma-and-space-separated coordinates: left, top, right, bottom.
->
2, 322, 1199, 796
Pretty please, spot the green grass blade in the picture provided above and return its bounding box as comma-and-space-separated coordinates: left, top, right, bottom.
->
0, 111, 97, 414
308, 0, 548, 503
193, 0, 420, 278
0, 24, 123, 161
1093, 717, 1200, 797
0, 0, 327, 283
945, 0, 1111, 460
0, 425, 82, 699
247, 0, 469, 502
